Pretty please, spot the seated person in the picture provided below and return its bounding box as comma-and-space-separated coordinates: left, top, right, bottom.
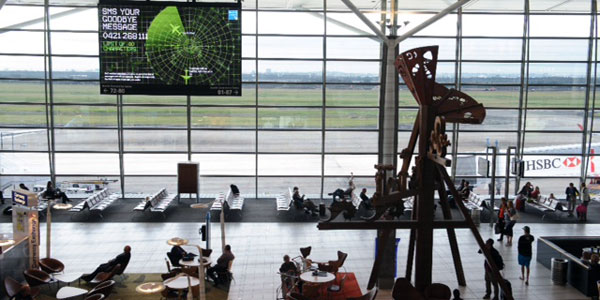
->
460, 181, 471, 200
230, 184, 240, 196
359, 188, 373, 210
292, 187, 305, 209
330, 188, 346, 202
82, 245, 131, 282
293, 187, 317, 215
530, 186, 541, 201
207, 245, 235, 286
43, 181, 70, 203
343, 172, 356, 198
169, 245, 194, 266
279, 255, 302, 294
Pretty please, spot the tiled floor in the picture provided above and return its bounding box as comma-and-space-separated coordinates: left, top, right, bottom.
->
1, 221, 595, 299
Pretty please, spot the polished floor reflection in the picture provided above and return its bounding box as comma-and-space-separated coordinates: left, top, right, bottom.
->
1, 222, 595, 299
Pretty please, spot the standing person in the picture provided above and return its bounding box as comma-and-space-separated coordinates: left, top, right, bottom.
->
207, 245, 235, 286
518, 226, 535, 285
504, 201, 518, 246
479, 239, 504, 300
518, 182, 533, 199
581, 182, 591, 207
496, 198, 508, 242
565, 182, 579, 217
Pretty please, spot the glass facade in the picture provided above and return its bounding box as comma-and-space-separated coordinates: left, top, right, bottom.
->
0, 0, 598, 198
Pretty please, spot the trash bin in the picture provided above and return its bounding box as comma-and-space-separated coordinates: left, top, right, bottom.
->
551, 258, 568, 285
471, 209, 481, 225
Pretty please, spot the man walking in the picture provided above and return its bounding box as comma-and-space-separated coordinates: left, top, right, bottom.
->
518, 226, 535, 285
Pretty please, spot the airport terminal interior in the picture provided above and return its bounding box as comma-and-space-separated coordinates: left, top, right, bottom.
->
3, 0, 600, 299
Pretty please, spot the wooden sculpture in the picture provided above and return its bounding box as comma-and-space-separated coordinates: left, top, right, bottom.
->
319, 46, 512, 300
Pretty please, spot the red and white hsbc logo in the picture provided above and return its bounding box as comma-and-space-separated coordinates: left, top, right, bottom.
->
563, 157, 581, 168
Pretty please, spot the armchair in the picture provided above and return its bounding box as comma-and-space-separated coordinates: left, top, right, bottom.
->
23, 269, 52, 288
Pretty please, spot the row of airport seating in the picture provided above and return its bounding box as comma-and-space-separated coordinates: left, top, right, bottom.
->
133, 188, 178, 218
69, 188, 118, 219
211, 189, 245, 218
525, 194, 570, 219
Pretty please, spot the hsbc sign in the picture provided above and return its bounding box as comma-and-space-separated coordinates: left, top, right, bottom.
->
524, 157, 581, 172
480, 155, 589, 177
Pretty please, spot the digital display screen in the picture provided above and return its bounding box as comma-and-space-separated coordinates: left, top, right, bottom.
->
98, 0, 241, 96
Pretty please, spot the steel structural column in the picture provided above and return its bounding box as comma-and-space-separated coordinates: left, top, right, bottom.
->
44, 0, 56, 185
320, 0, 327, 200
515, 0, 530, 193
254, 1, 259, 199
117, 95, 125, 198
585, 0, 599, 179
376, 2, 398, 289
581, 0, 597, 184
450, 5, 463, 180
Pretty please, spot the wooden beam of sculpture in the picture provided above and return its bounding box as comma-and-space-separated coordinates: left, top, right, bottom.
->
395, 46, 439, 106
436, 164, 513, 300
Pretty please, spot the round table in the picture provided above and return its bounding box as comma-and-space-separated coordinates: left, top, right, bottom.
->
300, 271, 336, 284
164, 275, 200, 290
179, 257, 212, 268
136, 282, 165, 294
56, 286, 88, 300
52, 273, 82, 286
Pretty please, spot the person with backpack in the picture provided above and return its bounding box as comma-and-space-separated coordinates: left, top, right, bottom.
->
479, 238, 504, 300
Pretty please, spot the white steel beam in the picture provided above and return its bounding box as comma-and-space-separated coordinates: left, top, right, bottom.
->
393, 0, 472, 46
340, 0, 387, 42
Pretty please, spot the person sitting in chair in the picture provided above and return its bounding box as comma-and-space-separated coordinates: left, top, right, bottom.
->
359, 188, 373, 210
279, 255, 302, 294
293, 187, 317, 216
207, 245, 235, 286
169, 245, 195, 266
43, 181, 70, 203
230, 184, 240, 196
82, 245, 131, 282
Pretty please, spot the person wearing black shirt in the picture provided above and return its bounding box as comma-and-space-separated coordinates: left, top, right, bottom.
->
279, 255, 302, 295
82, 245, 131, 282
207, 245, 235, 286
359, 188, 373, 210
517, 226, 535, 285
169, 245, 191, 266
293, 187, 317, 215
43, 181, 71, 203
565, 182, 579, 216
479, 239, 504, 300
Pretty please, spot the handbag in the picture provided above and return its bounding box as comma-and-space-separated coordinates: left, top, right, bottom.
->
510, 212, 520, 221
494, 222, 503, 234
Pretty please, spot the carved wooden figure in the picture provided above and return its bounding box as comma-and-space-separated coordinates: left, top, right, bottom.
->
318, 46, 512, 300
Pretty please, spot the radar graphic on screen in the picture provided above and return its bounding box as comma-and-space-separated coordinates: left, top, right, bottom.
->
98, 0, 241, 96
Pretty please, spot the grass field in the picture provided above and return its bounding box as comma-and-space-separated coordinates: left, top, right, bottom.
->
0, 82, 591, 128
